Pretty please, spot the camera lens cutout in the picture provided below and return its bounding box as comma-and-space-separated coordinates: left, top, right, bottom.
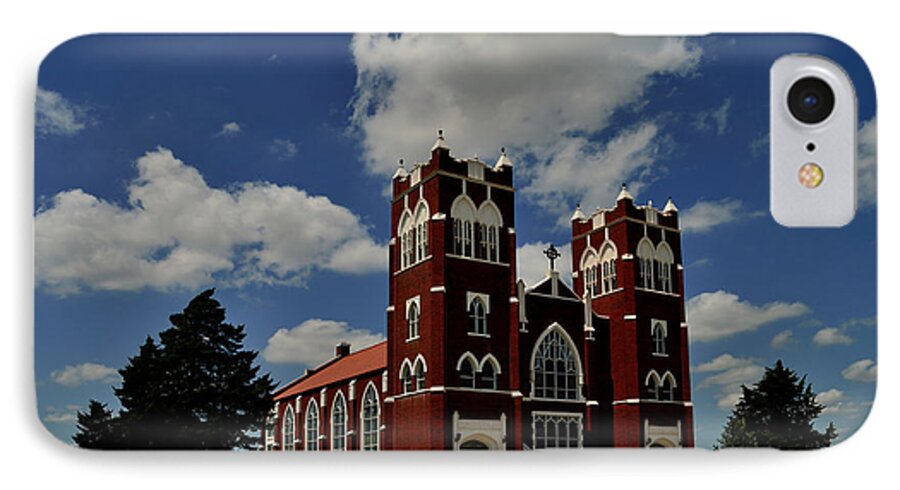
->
788, 77, 835, 124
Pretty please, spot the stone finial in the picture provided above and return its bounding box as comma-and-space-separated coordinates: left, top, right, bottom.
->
617, 183, 634, 201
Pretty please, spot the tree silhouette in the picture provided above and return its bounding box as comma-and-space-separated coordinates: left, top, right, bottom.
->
72, 289, 275, 449
717, 360, 838, 449
72, 400, 118, 448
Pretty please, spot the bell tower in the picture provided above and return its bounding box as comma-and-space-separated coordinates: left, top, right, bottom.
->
383, 131, 521, 449
570, 185, 694, 447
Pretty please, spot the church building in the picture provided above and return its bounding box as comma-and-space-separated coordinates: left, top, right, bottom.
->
264, 131, 694, 450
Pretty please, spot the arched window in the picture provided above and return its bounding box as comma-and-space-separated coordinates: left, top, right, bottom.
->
660, 372, 676, 401
637, 239, 656, 290
400, 361, 413, 394
305, 400, 319, 451
265, 409, 277, 450
282, 406, 295, 451
414, 357, 426, 391
451, 197, 477, 258
414, 201, 430, 262
580, 249, 597, 296
532, 326, 581, 400
362, 384, 380, 451
479, 357, 498, 390
398, 211, 412, 269
646, 371, 661, 400
599, 242, 618, 294
653, 322, 667, 355
477, 201, 502, 262
469, 297, 487, 335
458, 356, 476, 388
331, 393, 347, 451
656, 242, 674, 293
407, 302, 420, 340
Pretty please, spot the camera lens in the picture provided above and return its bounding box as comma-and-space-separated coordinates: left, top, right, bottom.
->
788, 77, 835, 124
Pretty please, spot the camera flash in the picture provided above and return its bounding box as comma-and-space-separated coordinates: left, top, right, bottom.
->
798, 162, 824, 188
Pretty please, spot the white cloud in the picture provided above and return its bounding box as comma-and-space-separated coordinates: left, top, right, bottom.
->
216, 121, 242, 137
35, 148, 386, 295
687, 290, 810, 342
50, 363, 119, 387
858, 117, 876, 208
516, 241, 572, 288
841, 359, 877, 383
812, 327, 853, 346
694, 98, 732, 135
816, 388, 845, 406
694, 353, 764, 411
268, 138, 298, 160
770, 329, 795, 349
36, 87, 92, 136
821, 400, 872, 419
43, 405, 81, 424
262, 318, 384, 366
680, 198, 756, 234
695, 353, 755, 373
350, 34, 701, 220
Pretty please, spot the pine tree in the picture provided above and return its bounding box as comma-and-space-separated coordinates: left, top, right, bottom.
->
717, 360, 838, 449
72, 289, 275, 449
72, 400, 117, 449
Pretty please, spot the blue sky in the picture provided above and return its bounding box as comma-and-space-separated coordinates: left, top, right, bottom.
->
34, 34, 876, 447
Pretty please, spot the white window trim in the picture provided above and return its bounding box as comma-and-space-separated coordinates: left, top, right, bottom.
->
330, 391, 348, 451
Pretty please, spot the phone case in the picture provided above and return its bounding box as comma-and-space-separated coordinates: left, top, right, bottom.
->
34, 34, 876, 450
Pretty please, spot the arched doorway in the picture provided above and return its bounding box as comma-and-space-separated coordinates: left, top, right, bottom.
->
458, 433, 500, 450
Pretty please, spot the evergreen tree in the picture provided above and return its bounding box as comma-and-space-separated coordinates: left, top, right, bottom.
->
72, 400, 117, 449
72, 289, 275, 449
717, 360, 838, 449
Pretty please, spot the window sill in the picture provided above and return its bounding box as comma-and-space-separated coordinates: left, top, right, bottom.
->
634, 287, 680, 297
652, 353, 669, 358
467, 332, 491, 338
405, 336, 420, 343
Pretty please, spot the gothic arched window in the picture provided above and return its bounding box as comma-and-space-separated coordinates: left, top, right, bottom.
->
400, 361, 413, 394
458, 356, 476, 388
362, 384, 380, 451
305, 400, 319, 451
407, 302, 420, 340
661, 372, 676, 401
282, 406, 295, 451
656, 242, 674, 293
637, 239, 656, 290
331, 393, 347, 451
480, 358, 498, 390
653, 322, 667, 355
414, 357, 426, 391
469, 297, 487, 335
532, 326, 581, 400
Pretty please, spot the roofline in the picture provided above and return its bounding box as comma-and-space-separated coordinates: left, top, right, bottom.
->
272, 340, 387, 398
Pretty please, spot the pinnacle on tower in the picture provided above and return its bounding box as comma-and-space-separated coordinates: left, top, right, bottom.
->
663, 196, 679, 214
494, 147, 513, 169
431, 129, 450, 152
616, 183, 634, 201
392, 158, 408, 180
570, 203, 587, 221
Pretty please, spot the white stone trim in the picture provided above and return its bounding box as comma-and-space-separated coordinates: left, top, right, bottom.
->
430, 286, 446, 293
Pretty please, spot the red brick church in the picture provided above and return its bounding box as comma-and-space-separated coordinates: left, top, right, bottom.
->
264, 131, 694, 450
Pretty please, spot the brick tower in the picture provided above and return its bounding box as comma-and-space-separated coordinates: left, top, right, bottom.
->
570, 185, 694, 447
383, 131, 521, 450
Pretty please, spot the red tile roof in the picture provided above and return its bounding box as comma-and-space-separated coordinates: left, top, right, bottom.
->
273, 341, 387, 401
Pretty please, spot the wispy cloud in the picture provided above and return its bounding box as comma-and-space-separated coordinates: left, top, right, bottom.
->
51, 363, 119, 387
216, 121, 242, 137
262, 318, 383, 366
680, 198, 760, 234
770, 329, 795, 349
35, 87, 93, 136
695, 354, 764, 410
858, 117, 876, 208
841, 359, 877, 383
268, 138, 298, 160
694, 98, 732, 135
687, 290, 810, 342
